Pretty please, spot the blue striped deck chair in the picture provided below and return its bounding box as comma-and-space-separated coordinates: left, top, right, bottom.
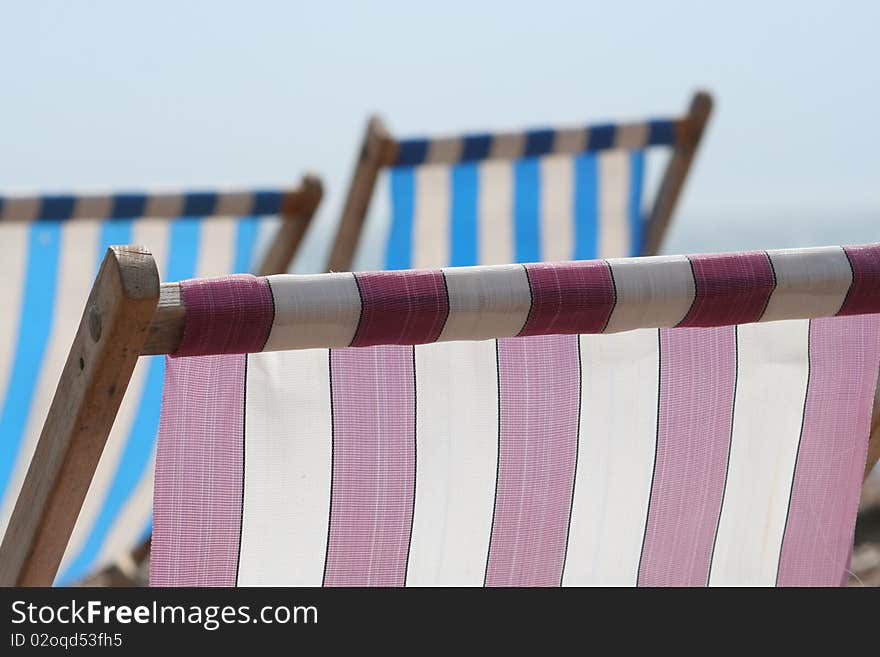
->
326, 92, 712, 272
0, 177, 322, 585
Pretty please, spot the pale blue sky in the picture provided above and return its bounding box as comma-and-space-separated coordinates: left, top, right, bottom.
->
1, 1, 878, 270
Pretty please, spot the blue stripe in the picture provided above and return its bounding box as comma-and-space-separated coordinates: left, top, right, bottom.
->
233, 216, 261, 273
523, 129, 555, 158
460, 134, 492, 162
513, 159, 541, 263
57, 218, 201, 585
0, 223, 61, 505
394, 139, 429, 167
628, 151, 646, 256
182, 192, 216, 217
587, 124, 616, 151
449, 163, 479, 266
38, 196, 76, 221
573, 154, 599, 260
251, 191, 282, 216
385, 168, 415, 269
110, 194, 146, 219
139, 517, 152, 543
647, 119, 677, 146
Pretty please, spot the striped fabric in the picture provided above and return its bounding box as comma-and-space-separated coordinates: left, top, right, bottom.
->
382, 118, 678, 269
0, 191, 289, 585
152, 244, 880, 586
0, 189, 291, 222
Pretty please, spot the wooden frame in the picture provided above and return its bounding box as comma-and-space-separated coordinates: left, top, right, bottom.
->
0, 247, 159, 586
325, 91, 713, 272
326, 118, 398, 272
2, 244, 879, 585
255, 175, 323, 276
641, 92, 713, 257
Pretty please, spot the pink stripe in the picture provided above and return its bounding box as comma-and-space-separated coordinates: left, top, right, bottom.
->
837, 244, 880, 316
324, 345, 416, 586
486, 334, 580, 586
679, 252, 775, 327
150, 354, 245, 587
776, 314, 880, 586
350, 270, 448, 347
638, 327, 736, 587
518, 261, 616, 336
175, 275, 275, 356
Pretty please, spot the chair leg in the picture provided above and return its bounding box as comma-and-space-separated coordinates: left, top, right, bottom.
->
865, 385, 880, 481
0, 246, 159, 586
325, 116, 397, 273
255, 175, 323, 276
642, 91, 713, 257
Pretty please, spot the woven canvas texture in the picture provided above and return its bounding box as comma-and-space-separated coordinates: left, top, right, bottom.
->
151, 245, 880, 586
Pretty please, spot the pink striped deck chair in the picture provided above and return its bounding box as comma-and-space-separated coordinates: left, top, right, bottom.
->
3, 243, 880, 586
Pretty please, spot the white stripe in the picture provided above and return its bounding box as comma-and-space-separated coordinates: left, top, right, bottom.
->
0, 222, 29, 459
239, 349, 332, 586
58, 218, 171, 576
762, 246, 853, 322
488, 132, 525, 160
563, 330, 659, 585
614, 123, 649, 150
708, 319, 810, 586
412, 166, 450, 268
477, 161, 514, 265
539, 156, 574, 262
597, 151, 631, 258
194, 216, 237, 277
263, 272, 361, 350
0, 221, 100, 534
214, 191, 256, 217
144, 193, 184, 219
552, 127, 588, 155
72, 195, 113, 220
426, 138, 463, 165
438, 264, 532, 341
0, 197, 40, 221
604, 255, 696, 332
407, 341, 498, 586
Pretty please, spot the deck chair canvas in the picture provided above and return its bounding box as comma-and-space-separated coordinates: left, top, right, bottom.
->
0, 178, 321, 585
327, 91, 711, 272
3, 243, 879, 586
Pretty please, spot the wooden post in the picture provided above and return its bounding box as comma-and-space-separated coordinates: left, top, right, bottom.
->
141, 283, 185, 356
325, 116, 398, 272
0, 246, 159, 586
641, 91, 713, 256
865, 381, 880, 481
255, 175, 323, 276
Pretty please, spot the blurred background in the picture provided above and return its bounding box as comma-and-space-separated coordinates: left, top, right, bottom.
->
1, 0, 878, 583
